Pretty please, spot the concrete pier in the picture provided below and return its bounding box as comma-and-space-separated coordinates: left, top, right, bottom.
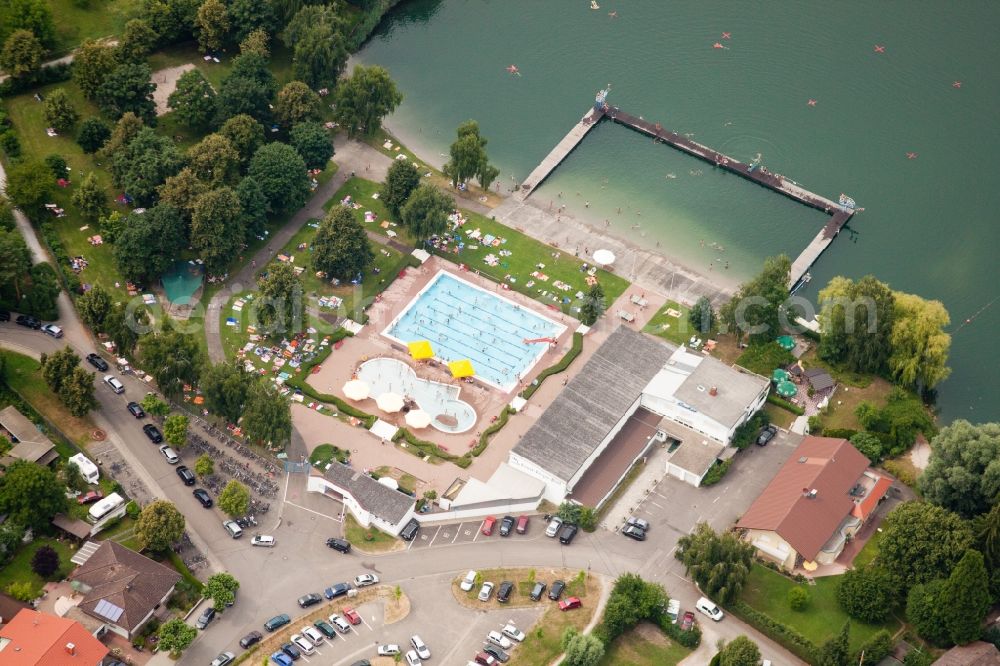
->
515, 107, 605, 201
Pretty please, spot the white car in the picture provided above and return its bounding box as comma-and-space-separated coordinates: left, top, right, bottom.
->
460, 570, 477, 592
502, 624, 525, 642
329, 614, 351, 633
696, 596, 724, 621
290, 634, 314, 655
354, 573, 379, 587
301, 625, 325, 644
410, 635, 431, 660
405, 650, 422, 666
378, 644, 401, 656
487, 630, 512, 650
478, 581, 495, 602
545, 516, 564, 537
251, 535, 275, 547
41, 324, 63, 338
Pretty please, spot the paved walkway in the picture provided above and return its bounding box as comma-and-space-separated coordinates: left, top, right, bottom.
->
0, 39, 117, 84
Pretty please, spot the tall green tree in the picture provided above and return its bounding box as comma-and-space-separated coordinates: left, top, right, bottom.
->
227, 0, 277, 42
110, 127, 184, 205
818, 275, 896, 374
579, 282, 606, 326
220, 113, 265, 165
195, 0, 229, 52
243, 379, 291, 447
942, 549, 990, 644
281, 5, 343, 48
879, 501, 973, 594
141, 0, 201, 47
919, 420, 1000, 519
139, 328, 201, 398
289, 121, 332, 170
836, 565, 892, 623
443, 120, 498, 189
187, 133, 240, 185
76, 117, 112, 154
253, 261, 304, 335
136, 500, 186, 551
274, 80, 321, 126
190, 187, 244, 271
675, 523, 754, 604
119, 18, 157, 61
167, 68, 218, 131
157, 618, 197, 658
6, 0, 55, 46
76, 284, 113, 332
41, 347, 81, 395
5, 160, 52, 212
71, 172, 108, 221
291, 23, 345, 90
104, 302, 147, 357
218, 479, 250, 516
97, 112, 145, 162
200, 363, 249, 423
311, 205, 373, 281
0, 229, 32, 300
113, 205, 188, 281
60, 366, 98, 417
195, 453, 214, 477
689, 295, 715, 333
205, 572, 240, 610
157, 167, 209, 219
140, 394, 171, 418
0, 30, 43, 78
381, 159, 420, 218
889, 291, 951, 391
236, 176, 267, 240
22, 263, 59, 320
0, 460, 66, 530
163, 414, 189, 448
97, 62, 157, 123
719, 254, 791, 344
247, 142, 309, 214
400, 183, 451, 242
817, 621, 851, 666
561, 629, 604, 666
42, 89, 79, 133
73, 40, 119, 101
333, 64, 403, 138
718, 636, 762, 666
906, 579, 952, 647
239, 28, 269, 58
216, 52, 276, 123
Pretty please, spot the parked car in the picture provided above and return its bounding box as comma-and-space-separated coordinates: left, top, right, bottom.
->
460, 570, 477, 592
757, 425, 778, 446
297, 593, 322, 608
680, 611, 695, 631
77, 490, 103, 505
400, 517, 420, 541
159, 445, 179, 464
301, 625, 325, 645
548, 580, 566, 601
474, 652, 496, 666
270, 652, 293, 666
15, 314, 41, 329
501, 624, 525, 642
499, 515, 515, 536
481, 516, 497, 536
264, 614, 291, 632
142, 424, 163, 443
529, 581, 547, 601
486, 631, 512, 650
252, 535, 276, 547
515, 515, 529, 534
559, 597, 582, 611
126, 401, 145, 418
176, 465, 195, 485
193, 489, 213, 508
545, 515, 563, 537
103, 374, 125, 394
280, 642, 301, 661
41, 324, 63, 338
0, 310, 9, 322
625, 516, 650, 531
696, 596, 724, 621
195, 607, 216, 629
323, 582, 350, 599
404, 650, 421, 666
558, 524, 579, 545
354, 573, 378, 587
343, 607, 361, 625
240, 631, 263, 648
665, 598, 680, 624
410, 635, 430, 660
378, 644, 401, 656
326, 537, 351, 553
483, 644, 510, 663
622, 524, 646, 541
290, 634, 314, 655
86, 353, 109, 371
330, 614, 351, 633
313, 620, 337, 638
210, 651, 235, 666
478, 581, 495, 602
497, 581, 514, 603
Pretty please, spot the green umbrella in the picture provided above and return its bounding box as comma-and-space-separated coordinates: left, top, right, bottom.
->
777, 380, 797, 398
772, 368, 790, 383
776, 335, 795, 351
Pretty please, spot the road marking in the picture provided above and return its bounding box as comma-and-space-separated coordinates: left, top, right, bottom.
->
647, 500, 666, 509
712, 495, 721, 503
406, 537, 414, 551
358, 615, 374, 632
472, 528, 481, 542
283, 500, 343, 523
451, 528, 462, 544
298, 655, 311, 662
427, 526, 442, 547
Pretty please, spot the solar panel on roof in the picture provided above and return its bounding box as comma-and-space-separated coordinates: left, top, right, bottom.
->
94, 598, 125, 622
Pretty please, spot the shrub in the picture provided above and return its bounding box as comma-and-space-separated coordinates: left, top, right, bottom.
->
787, 586, 810, 611
31, 545, 60, 578
735, 342, 795, 376
882, 459, 918, 488
767, 393, 805, 415
471, 406, 511, 457
853, 629, 894, 665
731, 410, 769, 449
837, 566, 893, 623
6, 580, 37, 602
728, 600, 819, 664
701, 459, 732, 486
125, 500, 140, 518
520, 332, 583, 399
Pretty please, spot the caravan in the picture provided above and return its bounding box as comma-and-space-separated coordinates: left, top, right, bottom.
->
68, 453, 100, 484
88, 492, 125, 522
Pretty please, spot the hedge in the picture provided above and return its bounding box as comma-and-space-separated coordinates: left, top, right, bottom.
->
767, 393, 805, 415
471, 406, 512, 457
0, 63, 73, 97
731, 410, 769, 449
392, 427, 472, 468
822, 427, 858, 439
37, 222, 83, 295
727, 600, 818, 664
700, 458, 732, 486
521, 331, 583, 399
657, 613, 702, 649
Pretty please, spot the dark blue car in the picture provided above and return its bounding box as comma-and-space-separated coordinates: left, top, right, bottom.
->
324, 582, 351, 599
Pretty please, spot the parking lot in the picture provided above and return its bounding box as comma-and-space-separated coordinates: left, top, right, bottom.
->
407, 516, 551, 551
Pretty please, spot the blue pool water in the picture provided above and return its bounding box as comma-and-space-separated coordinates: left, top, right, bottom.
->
384, 271, 566, 391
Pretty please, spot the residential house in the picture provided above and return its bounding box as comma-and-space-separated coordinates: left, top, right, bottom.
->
0, 609, 109, 665
0, 406, 58, 468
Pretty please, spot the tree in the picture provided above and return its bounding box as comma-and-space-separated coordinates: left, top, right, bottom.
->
240, 28, 269, 57
195, 453, 214, 477
187, 134, 240, 185
110, 127, 184, 205
579, 282, 606, 326
942, 549, 990, 644
847, 431, 883, 464
140, 329, 201, 399
140, 0, 201, 46
855, 388, 933, 456
119, 18, 157, 61
218, 479, 250, 517
600, 573, 668, 641
6, 0, 55, 47
76, 117, 112, 154
195, 0, 229, 52
243, 379, 291, 447
281, 5, 344, 49
113, 205, 188, 281
104, 302, 146, 357
718, 636, 761, 666
333, 64, 403, 138
73, 39, 118, 101
157, 168, 208, 219
22, 263, 59, 320
136, 500, 186, 552
252, 262, 303, 336
906, 579, 952, 647
71, 172, 107, 221
61, 366, 98, 417
787, 586, 810, 611
247, 142, 309, 214
401, 183, 451, 242
0, 522, 26, 564
167, 68, 218, 131
291, 23, 345, 90
381, 159, 420, 218
274, 81, 321, 127
63, 461, 88, 493
919, 420, 1000, 519
817, 621, 851, 666
205, 572, 240, 610
289, 121, 332, 170
689, 295, 715, 334
236, 176, 267, 240
889, 291, 951, 392
163, 414, 189, 447
5, 160, 52, 212
675, 523, 754, 604
227, 0, 277, 42
977, 503, 1000, 583
216, 52, 277, 122
562, 630, 604, 666
443, 120, 498, 189
141, 394, 171, 418
31, 545, 60, 578
818, 275, 896, 374
97, 112, 144, 162
220, 113, 265, 165
201, 363, 248, 422
718, 255, 791, 344
879, 501, 973, 594
44, 153, 68, 180
311, 205, 373, 281
157, 618, 197, 657
0, 229, 32, 300
0, 196, 15, 232
97, 62, 156, 123
0, 460, 66, 530
191, 187, 243, 271
836, 566, 892, 623
0, 29, 43, 78
41, 347, 81, 395
855, 630, 894, 665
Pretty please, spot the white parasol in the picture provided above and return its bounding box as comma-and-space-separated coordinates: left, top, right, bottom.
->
404, 409, 432, 429
342, 379, 370, 401
592, 249, 616, 266
376, 392, 405, 413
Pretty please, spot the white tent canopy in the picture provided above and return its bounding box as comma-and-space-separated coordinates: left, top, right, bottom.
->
405, 409, 432, 429
342, 379, 370, 401
592, 249, 616, 266
376, 392, 405, 413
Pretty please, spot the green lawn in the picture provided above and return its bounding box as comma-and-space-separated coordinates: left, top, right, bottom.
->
343, 514, 400, 553
763, 402, 797, 429
148, 43, 298, 94
852, 530, 882, 570
643, 300, 699, 346
741, 564, 900, 653
0, 538, 78, 599
37, 0, 141, 57
598, 623, 691, 666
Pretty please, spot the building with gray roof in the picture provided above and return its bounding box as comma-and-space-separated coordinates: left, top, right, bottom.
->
308, 462, 416, 535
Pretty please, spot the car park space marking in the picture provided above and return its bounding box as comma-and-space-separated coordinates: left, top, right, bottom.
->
282, 500, 343, 523
426, 526, 442, 547
357, 615, 375, 632
451, 528, 462, 543
646, 499, 666, 509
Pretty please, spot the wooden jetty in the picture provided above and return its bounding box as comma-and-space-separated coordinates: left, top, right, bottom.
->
516, 103, 854, 290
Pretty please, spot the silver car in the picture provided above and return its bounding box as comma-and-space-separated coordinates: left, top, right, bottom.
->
478, 581, 495, 602
545, 516, 563, 537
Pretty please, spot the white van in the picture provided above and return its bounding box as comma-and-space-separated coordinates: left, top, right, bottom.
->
88, 492, 125, 522
251, 535, 276, 547
695, 596, 724, 621
103, 375, 125, 394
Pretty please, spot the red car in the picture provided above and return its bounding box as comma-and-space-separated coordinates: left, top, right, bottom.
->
681, 611, 695, 631
475, 652, 497, 665
77, 490, 103, 505
515, 515, 529, 534
342, 608, 361, 625
558, 597, 582, 611
481, 516, 497, 536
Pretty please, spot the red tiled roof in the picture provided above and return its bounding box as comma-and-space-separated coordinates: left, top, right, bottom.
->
852, 475, 893, 521
736, 436, 870, 561
0, 609, 108, 665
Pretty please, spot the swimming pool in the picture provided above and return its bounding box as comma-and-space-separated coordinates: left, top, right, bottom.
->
384, 271, 566, 391
357, 358, 476, 434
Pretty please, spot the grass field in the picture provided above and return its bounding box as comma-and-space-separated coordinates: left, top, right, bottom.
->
508, 572, 601, 666
763, 402, 797, 429
0, 537, 78, 599
343, 514, 402, 554
851, 530, 882, 570
741, 564, 900, 653
23, 0, 142, 57
597, 623, 691, 666
643, 299, 698, 346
